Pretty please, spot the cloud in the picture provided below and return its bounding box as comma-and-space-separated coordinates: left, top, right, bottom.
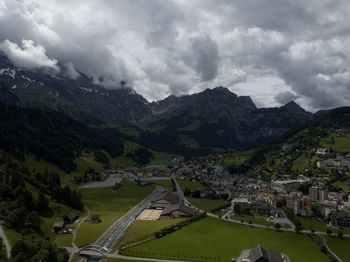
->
274, 91, 300, 105
0, 39, 58, 70
63, 62, 80, 80
188, 35, 219, 81
0, 0, 350, 110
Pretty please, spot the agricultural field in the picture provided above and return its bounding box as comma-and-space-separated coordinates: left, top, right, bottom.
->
75, 180, 154, 247
116, 218, 184, 249
122, 217, 328, 262
187, 197, 225, 212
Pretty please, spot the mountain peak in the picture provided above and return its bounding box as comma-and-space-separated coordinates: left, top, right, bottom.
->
283, 100, 304, 111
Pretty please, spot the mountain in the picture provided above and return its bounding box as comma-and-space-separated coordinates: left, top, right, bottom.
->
0, 53, 315, 155
0, 53, 151, 125
140, 87, 313, 155
0, 102, 125, 171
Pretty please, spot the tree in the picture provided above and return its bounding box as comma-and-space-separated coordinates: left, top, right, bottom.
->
274, 223, 281, 230
25, 211, 42, 231
326, 229, 332, 236
337, 231, 343, 239
36, 192, 49, 213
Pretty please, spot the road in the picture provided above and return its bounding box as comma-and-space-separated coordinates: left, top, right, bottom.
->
0, 225, 11, 259
208, 213, 350, 238
94, 187, 164, 252
79, 174, 122, 189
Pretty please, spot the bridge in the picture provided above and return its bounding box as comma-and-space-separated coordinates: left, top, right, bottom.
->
79, 245, 107, 259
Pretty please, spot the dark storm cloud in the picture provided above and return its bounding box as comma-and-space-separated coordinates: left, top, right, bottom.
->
188, 35, 219, 81
274, 91, 300, 105
0, 0, 350, 110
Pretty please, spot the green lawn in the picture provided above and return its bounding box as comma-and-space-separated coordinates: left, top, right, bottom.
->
122, 217, 328, 262
187, 197, 225, 212
177, 179, 204, 192
298, 216, 350, 234
75, 180, 154, 247
116, 219, 184, 249
326, 237, 350, 262
232, 214, 275, 227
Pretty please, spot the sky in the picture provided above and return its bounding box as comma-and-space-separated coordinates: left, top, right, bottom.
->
0, 0, 350, 111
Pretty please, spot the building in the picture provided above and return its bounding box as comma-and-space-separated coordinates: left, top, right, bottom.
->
330, 212, 350, 228
322, 157, 350, 169
250, 200, 272, 217
233, 245, 288, 262
271, 180, 306, 193
309, 186, 328, 202
64, 211, 79, 224
53, 221, 66, 233
316, 148, 328, 155
151, 191, 181, 209
161, 203, 196, 218
150, 191, 196, 218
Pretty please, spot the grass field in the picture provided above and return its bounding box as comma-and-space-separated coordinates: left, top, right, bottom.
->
122, 217, 328, 262
187, 197, 225, 212
25, 151, 105, 186
177, 179, 204, 192
116, 218, 184, 249
75, 180, 154, 247
319, 133, 350, 152
298, 216, 350, 234
326, 237, 350, 262
222, 150, 253, 168
292, 154, 309, 171
332, 180, 350, 191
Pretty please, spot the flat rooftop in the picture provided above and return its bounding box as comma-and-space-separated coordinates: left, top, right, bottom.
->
137, 209, 163, 221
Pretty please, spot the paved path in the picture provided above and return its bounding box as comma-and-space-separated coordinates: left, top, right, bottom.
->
107, 252, 189, 262
208, 213, 350, 238
0, 225, 11, 259
72, 206, 91, 249
321, 236, 343, 262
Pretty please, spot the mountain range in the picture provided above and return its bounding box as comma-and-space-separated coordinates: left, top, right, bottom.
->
0, 53, 315, 154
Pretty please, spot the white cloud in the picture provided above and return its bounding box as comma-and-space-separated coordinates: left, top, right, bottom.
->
0, 39, 58, 70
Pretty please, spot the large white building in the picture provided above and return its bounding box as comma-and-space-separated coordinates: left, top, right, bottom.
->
271, 179, 306, 193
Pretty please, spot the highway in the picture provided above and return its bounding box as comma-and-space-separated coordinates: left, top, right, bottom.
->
94, 187, 164, 253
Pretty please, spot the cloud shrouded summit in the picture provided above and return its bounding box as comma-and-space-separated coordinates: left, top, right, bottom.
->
0, 0, 350, 111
